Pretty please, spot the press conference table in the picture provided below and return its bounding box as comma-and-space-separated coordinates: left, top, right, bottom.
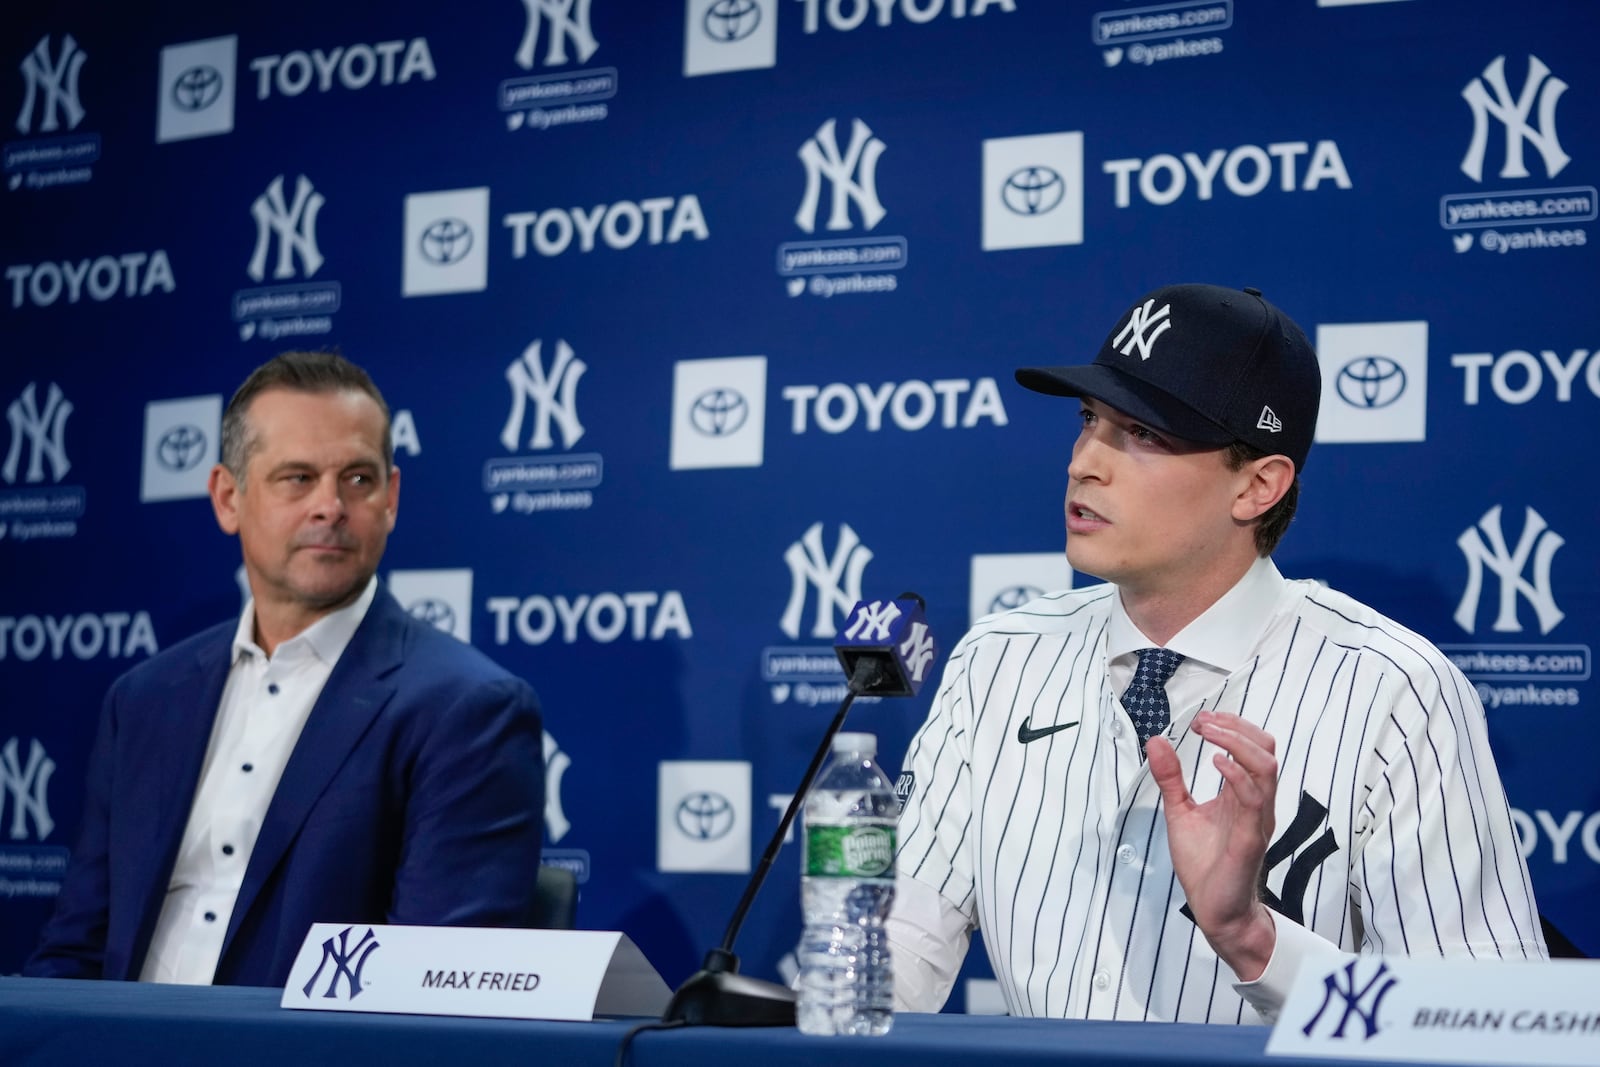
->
0, 975, 1444, 1067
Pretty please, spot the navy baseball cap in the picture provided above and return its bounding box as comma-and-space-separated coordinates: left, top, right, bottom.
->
1015, 284, 1321, 473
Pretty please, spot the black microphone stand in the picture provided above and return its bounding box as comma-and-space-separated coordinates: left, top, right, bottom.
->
659, 656, 891, 1026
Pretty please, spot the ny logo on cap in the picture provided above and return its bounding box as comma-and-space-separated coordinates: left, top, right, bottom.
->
1113, 299, 1172, 361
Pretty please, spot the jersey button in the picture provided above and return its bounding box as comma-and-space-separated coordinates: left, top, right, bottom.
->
1093, 971, 1110, 991
1116, 844, 1137, 865
1108, 719, 1123, 737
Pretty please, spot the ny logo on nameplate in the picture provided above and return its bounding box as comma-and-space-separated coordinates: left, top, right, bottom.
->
280, 923, 671, 1020
1266, 956, 1600, 1066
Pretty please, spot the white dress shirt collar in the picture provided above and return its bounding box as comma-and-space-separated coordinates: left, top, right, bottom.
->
1107, 555, 1288, 671
231, 575, 379, 667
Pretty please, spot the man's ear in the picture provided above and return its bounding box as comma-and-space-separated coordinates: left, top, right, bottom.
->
209, 464, 241, 535
1232, 455, 1295, 522
384, 464, 400, 532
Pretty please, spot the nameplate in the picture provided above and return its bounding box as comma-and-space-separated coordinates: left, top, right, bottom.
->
1267, 957, 1600, 1065
280, 924, 671, 1021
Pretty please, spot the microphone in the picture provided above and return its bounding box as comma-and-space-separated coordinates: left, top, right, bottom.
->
660, 594, 940, 1027
832, 592, 938, 697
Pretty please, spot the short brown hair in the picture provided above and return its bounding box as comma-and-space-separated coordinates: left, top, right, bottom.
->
221, 351, 392, 482
1225, 440, 1299, 557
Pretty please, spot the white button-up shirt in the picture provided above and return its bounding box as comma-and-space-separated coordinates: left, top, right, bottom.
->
139, 579, 376, 985
1104, 554, 1292, 721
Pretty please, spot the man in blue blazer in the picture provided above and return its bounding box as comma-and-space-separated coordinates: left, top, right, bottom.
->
25, 352, 545, 987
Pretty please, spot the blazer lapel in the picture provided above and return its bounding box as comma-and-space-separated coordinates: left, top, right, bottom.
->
221, 592, 407, 956
124, 629, 233, 973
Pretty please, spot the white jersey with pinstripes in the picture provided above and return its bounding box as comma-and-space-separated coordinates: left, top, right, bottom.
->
892, 571, 1545, 1022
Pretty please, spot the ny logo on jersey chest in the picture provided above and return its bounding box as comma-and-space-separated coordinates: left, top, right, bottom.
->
1181, 790, 1338, 927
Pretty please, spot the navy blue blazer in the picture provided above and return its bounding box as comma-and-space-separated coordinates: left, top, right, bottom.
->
24, 589, 545, 986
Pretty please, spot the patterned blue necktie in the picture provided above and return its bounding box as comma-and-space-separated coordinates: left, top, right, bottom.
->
1121, 647, 1185, 758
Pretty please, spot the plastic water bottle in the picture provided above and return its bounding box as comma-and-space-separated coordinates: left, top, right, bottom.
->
796, 731, 897, 1036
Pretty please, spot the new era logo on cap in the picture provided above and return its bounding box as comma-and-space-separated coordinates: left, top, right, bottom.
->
1258, 406, 1282, 433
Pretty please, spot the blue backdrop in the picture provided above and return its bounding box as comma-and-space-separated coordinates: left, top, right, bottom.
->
3, 0, 1597, 1003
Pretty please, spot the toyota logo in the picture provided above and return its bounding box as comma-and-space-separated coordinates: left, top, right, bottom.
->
988, 584, 1044, 615
675, 791, 735, 840
172, 65, 223, 111
156, 424, 208, 472
1336, 356, 1407, 409
704, 0, 762, 42
419, 218, 473, 265
407, 598, 457, 633
1001, 165, 1065, 216
689, 388, 749, 437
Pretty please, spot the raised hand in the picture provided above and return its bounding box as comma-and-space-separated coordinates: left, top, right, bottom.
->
1147, 710, 1279, 981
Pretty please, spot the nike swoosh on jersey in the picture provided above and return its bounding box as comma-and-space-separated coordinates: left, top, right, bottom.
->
1016, 716, 1079, 744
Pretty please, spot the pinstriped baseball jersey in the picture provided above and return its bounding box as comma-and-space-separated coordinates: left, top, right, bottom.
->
893, 567, 1545, 1022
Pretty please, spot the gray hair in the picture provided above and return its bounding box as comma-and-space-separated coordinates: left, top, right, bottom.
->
220, 351, 392, 483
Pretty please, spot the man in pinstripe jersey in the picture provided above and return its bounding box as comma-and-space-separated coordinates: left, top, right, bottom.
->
889, 284, 1545, 1023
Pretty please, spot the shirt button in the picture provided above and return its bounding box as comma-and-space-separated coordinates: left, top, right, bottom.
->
1108, 719, 1123, 737
267, 683, 280, 695
1093, 971, 1110, 991
241, 763, 254, 773
203, 911, 217, 923
1117, 844, 1137, 865
221, 844, 235, 856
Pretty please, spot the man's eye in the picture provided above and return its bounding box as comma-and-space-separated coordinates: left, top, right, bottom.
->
1130, 425, 1166, 447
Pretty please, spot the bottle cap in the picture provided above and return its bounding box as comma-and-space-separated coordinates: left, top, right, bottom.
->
831, 731, 876, 756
